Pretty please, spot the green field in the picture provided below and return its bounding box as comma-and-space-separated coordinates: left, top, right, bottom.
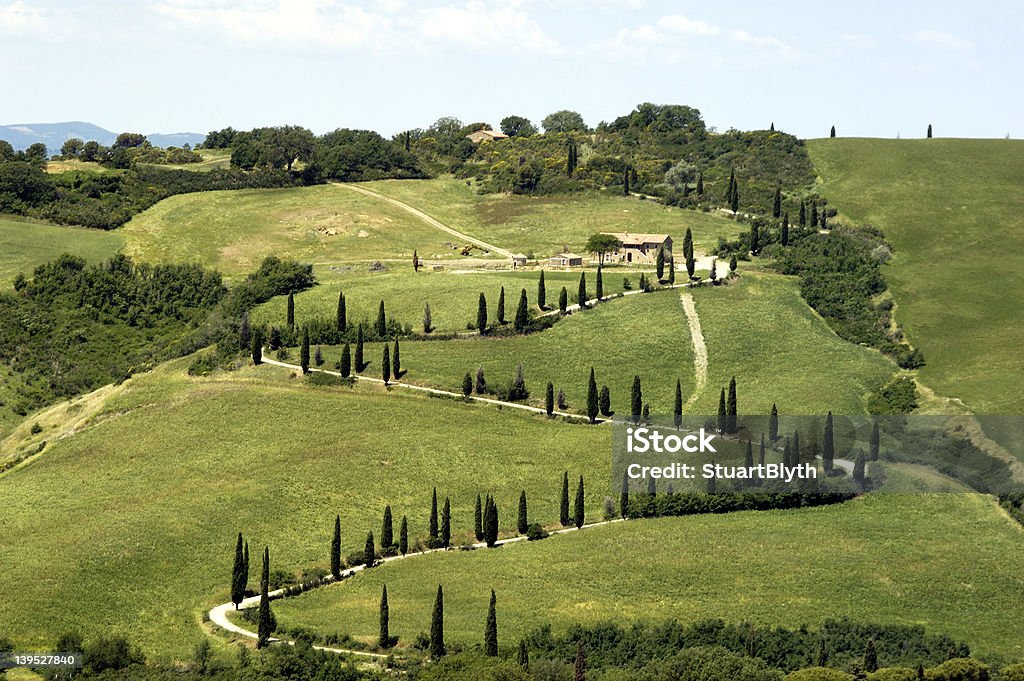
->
272, 493, 1024, 660
361, 178, 744, 258
0, 360, 608, 658
252, 267, 636, 335
808, 138, 1024, 413
120, 184, 487, 279
0, 216, 124, 284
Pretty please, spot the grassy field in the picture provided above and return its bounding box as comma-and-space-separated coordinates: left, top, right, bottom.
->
361, 178, 745, 258
808, 138, 1024, 414
0, 216, 123, 284
44, 159, 116, 174
120, 184, 489, 279
0, 359, 608, 659
318, 273, 896, 417
272, 493, 1024, 661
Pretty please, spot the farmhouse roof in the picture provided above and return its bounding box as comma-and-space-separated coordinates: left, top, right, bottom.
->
466, 129, 509, 142
603, 232, 672, 246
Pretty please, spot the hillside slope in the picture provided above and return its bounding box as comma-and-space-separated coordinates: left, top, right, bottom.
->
808, 138, 1024, 413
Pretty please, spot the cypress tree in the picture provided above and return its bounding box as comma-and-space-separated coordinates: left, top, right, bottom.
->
717, 388, 727, 433
870, 419, 880, 461
484, 589, 498, 656
623, 165, 630, 195
620, 473, 629, 518
560, 472, 570, 526
423, 302, 432, 333
674, 379, 683, 428
413, 249, 419, 271
783, 435, 791, 468
399, 516, 408, 556
599, 385, 611, 417
379, 585, 390, 648
240, 313, 251, 351
729, 254, 737, 273
853, 452, 867, 485
830, 125, 836, 138
577, 271, 587, 308
381, 505, 393, 550
823, 411, 835, 474
810, 202, 818, 228
864, 638, 878, 673
430, 584, 446, 659
462, 372, 473, 396
518, 639, 530, 669
781, 214, 790, 246
364, 531, 375, 567
429, 488, 439, 541
441, 497, 451, 548
545, 382, 555, 416
382, 345, 391, 385
730, 178, 740, 213
286, 292, 295, 330
799, 201, 806, 227
586, 367, 599, 424
300, 328, 310, 374
477, 292, 488, 333
484, 494, 499, 546
269, 326, 282, 350
709, 258, 717, 282
257, 546, 274, 648
917, 664, 925, 680
475, 367, 487, 394
251, 328, 263, 365
497, 286, 506, 325
574, 475, 585, 529
559, 286, 568, 314
336, 291, 346, 333
508, 363, 528, 401
376, 300, 387, 338
514, 288, 529, 331
817, 637, 829, 666
745, 440, 754, 468
772, 187, 782, 218
392, 339, 401, 378
696, 172, 704, 196
927, 123, 933, 138
231, 532, 246, 608
749, 222, 760, 255
759, 433, 766, 467
340, 342, 351, 377
769, 403, 779, 441
668, 257, 676, 284
630, 376, 642, 425
517, 490, 528, 534
355, 324, 365, 371
314, 344, 323, 367
686, 252, 695, 279
574, 640, 586, 681
642, 403, 651, 424
538, 270, 546, 309
596, 265, 604, 300
656, 246, 665, 280
474, 493, 484, 540
682, 227, 694, 261
331, 515, 342, 579
726, 376, 737, 433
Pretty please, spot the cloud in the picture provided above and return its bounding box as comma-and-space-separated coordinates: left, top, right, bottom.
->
0, 1, 70, 39
607, 13, 794, 62
839, 33, 876, 49
416, 1, 560, 55
657, 14, 719, 37
905, 29, 972, 51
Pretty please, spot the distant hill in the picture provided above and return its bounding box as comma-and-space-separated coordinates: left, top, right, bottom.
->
0, 121, 205, 152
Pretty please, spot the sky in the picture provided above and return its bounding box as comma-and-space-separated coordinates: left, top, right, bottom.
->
1, 0, 1020, 139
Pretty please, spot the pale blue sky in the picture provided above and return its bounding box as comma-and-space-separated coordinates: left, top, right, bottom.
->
1, 0, 1019, 139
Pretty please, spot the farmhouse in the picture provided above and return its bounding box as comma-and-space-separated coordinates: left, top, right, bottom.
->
603, 232, 673, 264
466, 129, 509, 143
549, 252, 584, 267
512, 253, 528, 267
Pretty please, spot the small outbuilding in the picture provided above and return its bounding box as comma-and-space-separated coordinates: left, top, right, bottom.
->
549, 252, 584, 267
512, 253, 528, 268
466, 129, 509, 143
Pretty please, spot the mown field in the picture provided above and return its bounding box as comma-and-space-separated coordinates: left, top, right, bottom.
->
0, 359, 608, 659
273, 492, 1024, 661
119, 184, 486, 279
0, 216, 123, 284
808, 138, 1024, 414
361, 178, 744, 258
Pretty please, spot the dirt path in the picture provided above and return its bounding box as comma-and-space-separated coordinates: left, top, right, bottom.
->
335, 183, 515, 260
679, 292, 708, 408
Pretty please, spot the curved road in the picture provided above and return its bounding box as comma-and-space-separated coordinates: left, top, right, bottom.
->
336, 183, 515, 260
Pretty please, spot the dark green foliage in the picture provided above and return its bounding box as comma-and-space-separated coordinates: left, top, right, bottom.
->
462, 372, 473, 397
729, 254, 737, 272
379, 585, 391, 648
674, 380, 683, 428
577, 271, 587, 308
430, 585, 446, 659
600, 385, 612, 417
314, 344, 323, 366
586, 367, 599, 424
781, 213, 790, 246
507, 362, 528, 401
485, 589, 498, 656
429, 488, 439, 541
286, 292, 295, 329
423, 302, 432, 333
484, 494, 499, 547
769, 403, 779, 441
620, 473, 630, 519
399, 516, 409, 556
574, 640, 586, 681
868, 376, 918, 414
927, 124, 933, 138
475, 367, 487, 394
596, 265, 604, 300
773, 186, 782, 218
538, 270, 546, 308
477, 292, 488, 333
560, 472, 571, 526
392, 339, 401, 377
251, 328, 263, 365
831, 125, 836, 137
336, 292, 346, 333
629, 376, 643, 425
475, 494, 484, 540
376, 300, 387, 338
518, 491, 528, 534
749, 221, 760, 255
870, 419, 880, 461
823, 412, 835, 474
382, 344, 391, 384
331, 515, 342, 579
300, 328, 310, 373
518, 639, 530, 669
381, 505, 394, 551
340, 342, 351, 377
514, 288, 529, 331
799, 201, 806, 227
355, 324, 365, 371
441, 497, 451, 548
497, 286, 506, 325
853, 452, 867, 485
231, 532, 246, 608
656, 246, 665, 280
546, 381, 555, 416
574, 476, 586, 528
864, 638, 879, 673
559, 286, 568, 313
726, 377, 737, 434
364, 532, 376, 567
717, 388, 727, 433
257, 547, 275, 648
